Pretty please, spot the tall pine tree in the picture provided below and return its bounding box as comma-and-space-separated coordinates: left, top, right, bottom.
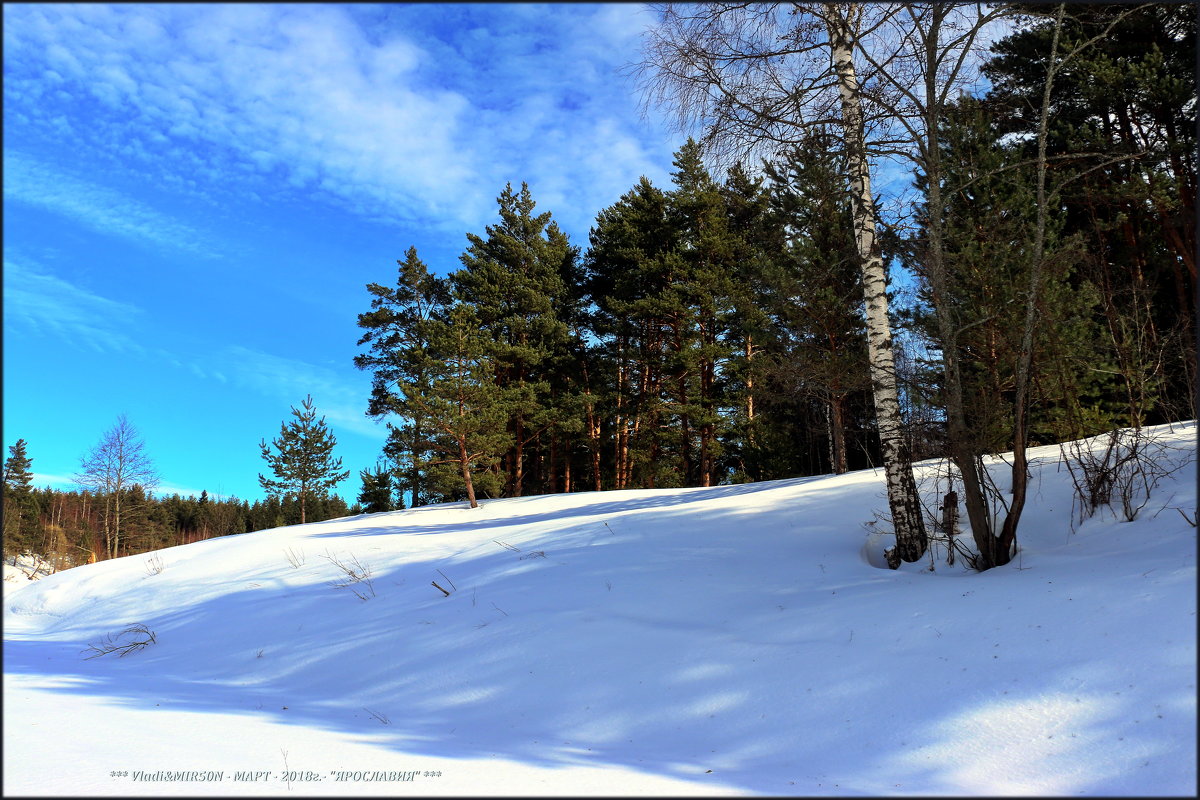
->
356, 246, 451, 508
451, 182, 579, 496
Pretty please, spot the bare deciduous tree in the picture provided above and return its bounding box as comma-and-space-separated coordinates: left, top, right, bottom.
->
856, 3, 1022, 568
638, 2, 1148, 570
636, 2, 930, 563
76, 415, 159, 560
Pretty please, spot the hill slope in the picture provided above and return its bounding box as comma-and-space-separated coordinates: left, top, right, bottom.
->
4, 423, 1196, 796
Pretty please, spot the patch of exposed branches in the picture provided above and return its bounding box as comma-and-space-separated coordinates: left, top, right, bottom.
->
81, 624, 158, 659
283, 546, 306, 569
363, 707, 390, 725
431, 567, 456, 597
1062, 425, 1195, 529
321, 551, 376, 601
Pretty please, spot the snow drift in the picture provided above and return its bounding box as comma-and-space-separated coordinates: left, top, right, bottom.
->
4, 423, 1196, 795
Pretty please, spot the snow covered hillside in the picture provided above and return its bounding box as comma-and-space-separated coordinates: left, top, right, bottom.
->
3, 554, 54, 591
4, 423, 1196, 796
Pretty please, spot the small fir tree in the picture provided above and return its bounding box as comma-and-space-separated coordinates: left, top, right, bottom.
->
357, 462, 398, 513
258, 395, 350, 524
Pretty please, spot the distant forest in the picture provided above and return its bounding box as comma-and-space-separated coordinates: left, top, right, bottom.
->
3, 5, 1193, 568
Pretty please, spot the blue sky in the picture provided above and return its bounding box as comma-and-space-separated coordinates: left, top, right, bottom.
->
3, 2, 688, 504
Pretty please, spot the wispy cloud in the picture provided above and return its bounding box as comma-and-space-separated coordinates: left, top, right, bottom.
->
222, 345, 385, 441
3, 3, 678, 238
4, 256, 240, 376
29, 473, 79, 491
3, 151, 216, 257
3, 258, 146, 355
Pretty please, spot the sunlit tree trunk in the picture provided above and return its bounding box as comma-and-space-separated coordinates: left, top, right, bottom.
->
826, 3, 927, 563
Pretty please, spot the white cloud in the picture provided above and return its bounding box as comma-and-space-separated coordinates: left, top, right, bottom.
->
4, 4, 486, 231
29, 472, 79, 491
2, 3, 678, 239
221, 345, 385, 441
3, 151, 216, 257
3, 258, 146, 355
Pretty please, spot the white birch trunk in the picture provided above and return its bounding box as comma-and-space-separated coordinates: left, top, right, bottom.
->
824, 3, 927, 563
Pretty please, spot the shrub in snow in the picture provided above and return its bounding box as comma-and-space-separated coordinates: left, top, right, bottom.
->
321, 551, 376, 600
81, 624, 157, 659
1063, 425, 1195, 526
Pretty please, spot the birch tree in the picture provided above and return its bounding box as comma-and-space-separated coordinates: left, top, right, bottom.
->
76, 415, 159, 559
879, 4, 1145, 568
851, 3, 1021, 567
637, 2, 929, 563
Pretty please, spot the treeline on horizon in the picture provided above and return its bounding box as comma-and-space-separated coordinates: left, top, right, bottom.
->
354, 5, 1194, 510
2, 484, 360, 567
3, 5, 1194, 567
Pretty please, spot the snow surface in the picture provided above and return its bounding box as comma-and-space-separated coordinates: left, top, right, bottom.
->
4, 423, 1196, 796
3, 554, 55, 590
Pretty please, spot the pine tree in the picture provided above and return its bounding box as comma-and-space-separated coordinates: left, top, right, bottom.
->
759, 135, 872, 477
584, 176, 676, 489
451, 182, 578, 496
258, 395, 350, 525
3, 439, 33, 494
356, 246, 451, 509
663, 139, 742, 486
585, 142, 777, 488
357, 462, 397, 513
984, 4, 1196, 427
3, 439, 37, 552
402, 302, 517, 508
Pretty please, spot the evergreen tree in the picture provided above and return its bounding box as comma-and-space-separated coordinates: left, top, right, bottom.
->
403, 302, 517, 508
258, 395, 350, 525
3, 439, 34, 493
357, 462, 397, 513
3, 439, 38, 553
663, 139, 742, 487
585, 144, 783, 489
356, 240, 520, 507
584, 176, 677, 489
984, 4, 1196, 427
900, 97, 1108, 449
356, 246, 450, 509
718, 163, 777, 481
451, 182, 579, 496
760, 135, 873, 477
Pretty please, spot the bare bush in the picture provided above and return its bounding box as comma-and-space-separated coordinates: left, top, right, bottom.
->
320, 551, 375, 601
1063, 426, 1195, 527
283, 546, 306, 569
144, 553, 165, 575
81, 624, 157, 659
